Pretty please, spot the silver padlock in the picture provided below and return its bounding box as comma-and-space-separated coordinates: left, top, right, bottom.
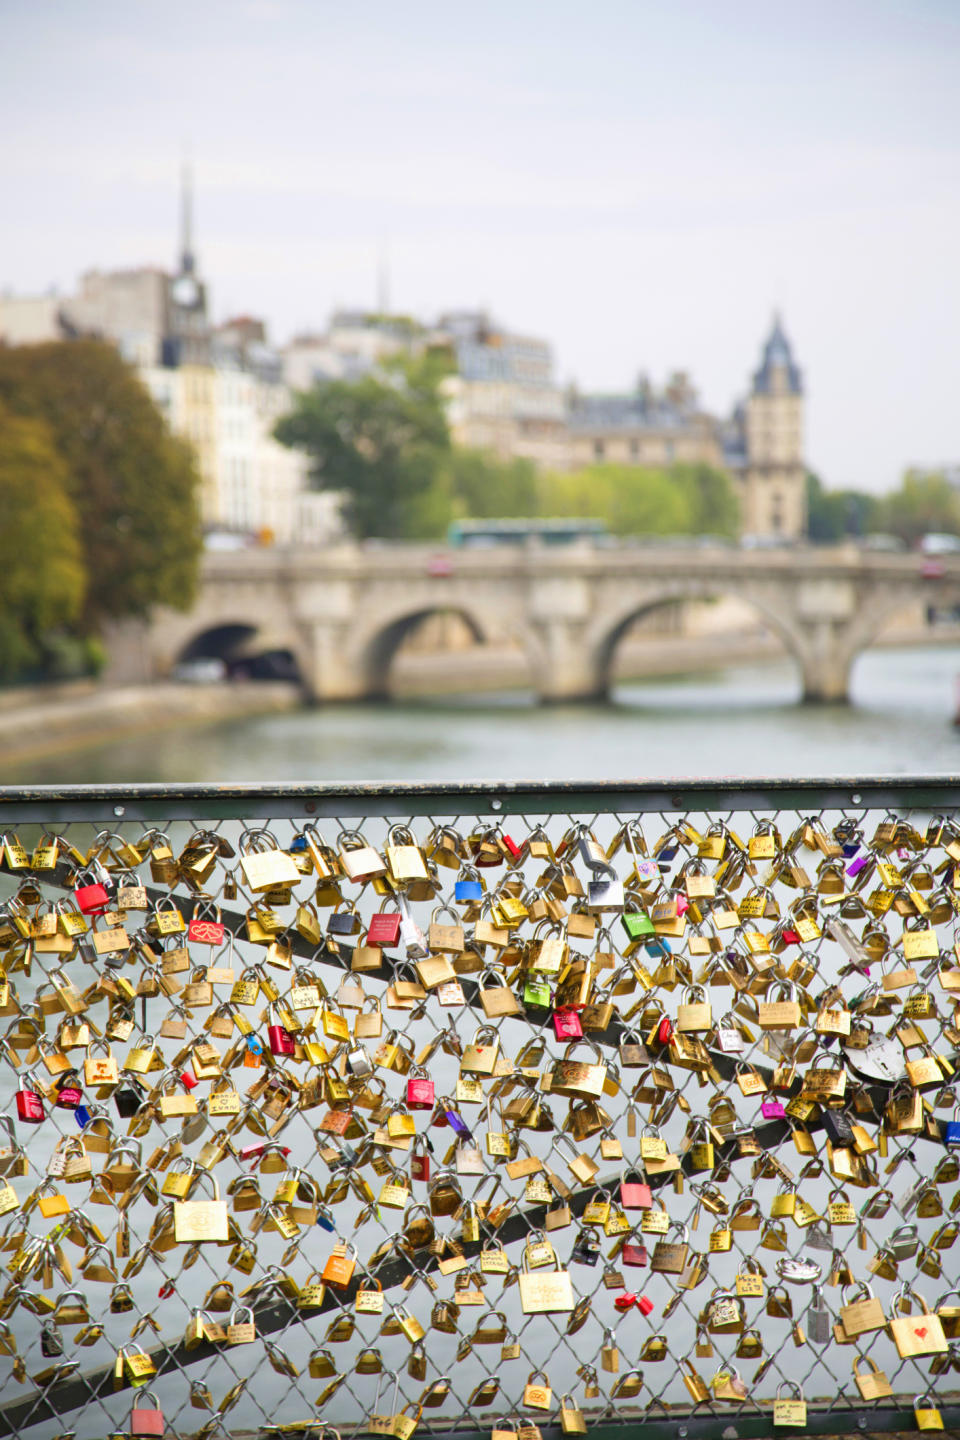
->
806, 1285, 831, 1344
804, 1222, 833, 1253
347, 1043, 373, 1079
889, 1223, 919, 1260
587, 864, 625, 913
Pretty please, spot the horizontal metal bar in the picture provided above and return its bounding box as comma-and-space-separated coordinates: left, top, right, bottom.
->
0, 776, 959, 824
334, 1402, 960, 1440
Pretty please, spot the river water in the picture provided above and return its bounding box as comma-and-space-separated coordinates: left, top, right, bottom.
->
10, 643, 960, 784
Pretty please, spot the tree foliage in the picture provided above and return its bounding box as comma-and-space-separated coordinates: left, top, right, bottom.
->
875, 470, 960, 547
806, 473, 879, 542
536, 462, 740, 538
275, 354, 452, 539
0, 341, 202, 628
0, 404, 85, 678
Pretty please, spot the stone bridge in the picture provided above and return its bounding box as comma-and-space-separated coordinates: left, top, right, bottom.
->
123, 543, 960, 704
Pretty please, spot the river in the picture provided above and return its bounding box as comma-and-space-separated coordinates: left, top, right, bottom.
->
7, 643, 960, 784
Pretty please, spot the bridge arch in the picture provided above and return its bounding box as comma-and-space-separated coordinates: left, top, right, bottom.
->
344, 601, 547, 701
585, 585, 806, 699
172, 619, 310, 684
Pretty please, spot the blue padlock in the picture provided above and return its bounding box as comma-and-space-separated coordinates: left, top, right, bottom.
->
74, 1104, 92, 1129
316, 1204, 336, 1232
455, 878, 483, 903
244, 1033, 264, 1056
945, 1106, 960, 1146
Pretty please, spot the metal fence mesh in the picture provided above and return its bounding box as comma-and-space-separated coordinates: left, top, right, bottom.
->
0, 781, 957, 1439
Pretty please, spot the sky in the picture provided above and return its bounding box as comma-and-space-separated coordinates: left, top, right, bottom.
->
2, 0, 959, 493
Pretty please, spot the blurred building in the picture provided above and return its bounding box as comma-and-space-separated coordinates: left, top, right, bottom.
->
567, 370, 725, 470
433, 312, 568, 469
569, 318, 806, 537
0, 171, 340, 548
722, 317, 806, 537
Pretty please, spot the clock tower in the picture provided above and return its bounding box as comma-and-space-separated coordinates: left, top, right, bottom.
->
163, 160, 210, 367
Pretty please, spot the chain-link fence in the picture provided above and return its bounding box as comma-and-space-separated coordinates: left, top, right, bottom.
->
0, 779, 958, 1440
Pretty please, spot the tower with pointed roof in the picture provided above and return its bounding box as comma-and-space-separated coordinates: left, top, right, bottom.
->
164, 158, 210, 367
738, 315, 806, 536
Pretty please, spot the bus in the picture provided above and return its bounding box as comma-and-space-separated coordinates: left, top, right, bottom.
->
447, 518, 608, 548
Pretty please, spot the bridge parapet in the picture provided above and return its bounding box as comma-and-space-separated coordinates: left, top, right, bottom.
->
134, 544, 960, 703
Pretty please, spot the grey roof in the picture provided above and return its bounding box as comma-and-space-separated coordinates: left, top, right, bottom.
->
753, 315, 802, 395
568, 393, 695, 434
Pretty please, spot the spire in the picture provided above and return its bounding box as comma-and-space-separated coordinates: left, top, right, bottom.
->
179, 154, 195, 277
752, 313, 802, 396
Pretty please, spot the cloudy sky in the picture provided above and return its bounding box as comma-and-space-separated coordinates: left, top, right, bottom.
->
2, 0, 958, 492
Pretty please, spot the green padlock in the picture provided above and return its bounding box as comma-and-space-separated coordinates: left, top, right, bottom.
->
621, 911, 654, 942
524, 977, 552, 1008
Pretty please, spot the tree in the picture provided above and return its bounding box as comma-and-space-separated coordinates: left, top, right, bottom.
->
876, 470, 960, 547
446, 450, 539, 520
806, 472, 878, 543
275, 354, 452, 539
0, 404, 85, 678
671, 463, 740, 538
0, 342, 202, 629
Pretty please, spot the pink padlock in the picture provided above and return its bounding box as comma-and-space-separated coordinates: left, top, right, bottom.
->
406, 1068, 435, 1110
552, 1008, 583, 1041
55, 1073, 83, 1109
761, 1098, 786, 1120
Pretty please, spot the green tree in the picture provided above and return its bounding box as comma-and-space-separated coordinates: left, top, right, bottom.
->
0, 404, 85, 678
806, 472, 879, 543
876, 470, 960, 547
446, 449, 539, 520
537, 464, 692, 535
671, 463, 740, 537
0, 342, 202, 629
275, 354, 451, 539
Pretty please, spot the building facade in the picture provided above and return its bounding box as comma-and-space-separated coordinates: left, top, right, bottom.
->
568, 319, 807, 537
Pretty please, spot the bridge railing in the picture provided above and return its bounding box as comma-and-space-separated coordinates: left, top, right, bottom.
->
0, 779, 958, 1440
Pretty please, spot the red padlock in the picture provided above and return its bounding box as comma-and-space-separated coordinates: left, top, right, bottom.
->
636, 1295, 654, 1316
780, 927, 800, 946
130, 1392, 165, 1437
187, 916, 225, 946
553, 1008, 582, 1041
621, 1242, 648, 1268
410, 1137, 430, 1182
366, 912, 401, 947
180, 1070, 198, 1090
268, 1014, 296, 1058
614, 1291, 637, 1311
16, 1081, 44, 1123
406, 1069, 435, 1110
501, 833, 522, 861
656, 1015, 674, 1045
74, 879, 109, 915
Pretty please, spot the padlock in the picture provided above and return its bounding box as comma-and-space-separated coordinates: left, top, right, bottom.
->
267, 1007, 295, 1058
130, 1391, 165, 1436
55, 1070, 83, 1109
571, 1226, 601, 1267
15, 1076, 44, 1124
914, 1394, 945, 1431
406, 1067, 435, 1110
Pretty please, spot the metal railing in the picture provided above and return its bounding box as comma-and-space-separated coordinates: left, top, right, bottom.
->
0, 779, 957, 1440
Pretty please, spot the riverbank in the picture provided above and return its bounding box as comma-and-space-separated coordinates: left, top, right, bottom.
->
0, 679, 301, 766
